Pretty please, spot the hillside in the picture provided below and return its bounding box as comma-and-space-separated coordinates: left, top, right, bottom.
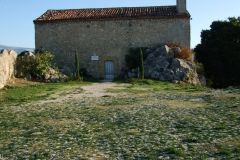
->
0, 44, 34, 54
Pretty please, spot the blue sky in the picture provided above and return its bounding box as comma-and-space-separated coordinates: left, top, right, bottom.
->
0, 0, 239, 49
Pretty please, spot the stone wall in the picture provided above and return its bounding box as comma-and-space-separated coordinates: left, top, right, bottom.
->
0, 50, 17, 89
35, 18, 190, 78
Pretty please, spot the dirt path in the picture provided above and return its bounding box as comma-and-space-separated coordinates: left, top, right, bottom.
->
80, 82, 119, 97
37, 82, 127, 105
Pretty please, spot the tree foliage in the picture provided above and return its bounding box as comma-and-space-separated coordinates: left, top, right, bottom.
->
194, 17, 240, 88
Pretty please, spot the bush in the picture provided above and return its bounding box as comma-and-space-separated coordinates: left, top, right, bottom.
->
17, 51, 54, 78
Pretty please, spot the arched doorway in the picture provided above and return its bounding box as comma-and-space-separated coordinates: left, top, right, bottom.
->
105, 61, 114, 80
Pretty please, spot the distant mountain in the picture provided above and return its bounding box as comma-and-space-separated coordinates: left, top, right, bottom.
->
0, 45, 34, 54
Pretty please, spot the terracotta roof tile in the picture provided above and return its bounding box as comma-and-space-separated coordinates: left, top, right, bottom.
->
34, 6, 190, 23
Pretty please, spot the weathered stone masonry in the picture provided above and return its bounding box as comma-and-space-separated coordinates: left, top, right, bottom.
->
34, 0, 191, 78
0, 50, 17, 89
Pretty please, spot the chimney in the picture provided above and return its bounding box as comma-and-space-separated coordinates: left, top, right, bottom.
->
176, 0, 187, 13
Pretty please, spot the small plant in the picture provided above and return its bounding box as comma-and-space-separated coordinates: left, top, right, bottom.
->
234, 147, 240, 153
219, 147, 232, 156
176, 47, 195, 62
167, 147, 185, 156
165, 43, 194, 62
186, 71, 195, 82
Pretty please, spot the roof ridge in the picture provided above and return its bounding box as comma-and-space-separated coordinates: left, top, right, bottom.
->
47, 5, 176, 11
34, 5, 190, 23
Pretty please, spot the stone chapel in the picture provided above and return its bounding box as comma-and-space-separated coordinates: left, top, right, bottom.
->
34, 0, 190, 79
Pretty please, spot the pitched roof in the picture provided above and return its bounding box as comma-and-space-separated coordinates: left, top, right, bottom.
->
34, 6, 190, 23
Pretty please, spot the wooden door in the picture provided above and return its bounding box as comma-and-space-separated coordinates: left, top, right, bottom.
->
105, 61, 114, 79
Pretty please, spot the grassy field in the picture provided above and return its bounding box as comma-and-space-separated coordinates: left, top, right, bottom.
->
0, 79, 239, 159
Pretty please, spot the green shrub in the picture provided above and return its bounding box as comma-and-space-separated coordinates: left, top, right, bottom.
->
17, 51, 54, 78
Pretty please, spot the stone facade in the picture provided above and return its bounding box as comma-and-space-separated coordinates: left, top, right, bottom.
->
35, 18, 190, 78
34, 1, 191, 78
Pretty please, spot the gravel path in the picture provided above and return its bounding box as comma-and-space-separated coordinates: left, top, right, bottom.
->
37, 82, 126, 105
78, 82, 119, 97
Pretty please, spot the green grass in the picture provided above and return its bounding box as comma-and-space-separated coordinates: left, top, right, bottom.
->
111, 78, 207, 94
0, 81, 89, 106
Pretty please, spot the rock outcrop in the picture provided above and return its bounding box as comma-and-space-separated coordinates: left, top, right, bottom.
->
0, 50, 17, 89
128, 45, 206, 86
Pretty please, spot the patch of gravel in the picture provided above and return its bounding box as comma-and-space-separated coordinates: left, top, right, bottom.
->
80, 82, 119, 97
37, 82, 128, 104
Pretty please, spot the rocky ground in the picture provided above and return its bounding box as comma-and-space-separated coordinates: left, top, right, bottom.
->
0, 82, 239, 159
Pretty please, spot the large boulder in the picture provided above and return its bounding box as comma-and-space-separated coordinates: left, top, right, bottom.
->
144, 45, 173, 80
128, 45, 205, 86
170, 58, 201, 85
0, 50, 17, 89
